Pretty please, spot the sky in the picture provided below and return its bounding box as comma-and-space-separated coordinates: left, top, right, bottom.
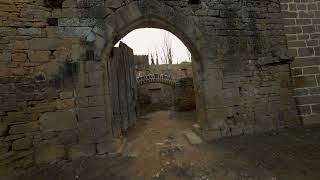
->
115, 28, 191, 64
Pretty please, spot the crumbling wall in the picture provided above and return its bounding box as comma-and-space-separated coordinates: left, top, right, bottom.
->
174, 77, 196, 112
0, 0, 300, 172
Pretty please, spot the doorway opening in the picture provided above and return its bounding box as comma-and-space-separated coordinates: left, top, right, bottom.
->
110, 28, 199, 135
107, 28, 203, 178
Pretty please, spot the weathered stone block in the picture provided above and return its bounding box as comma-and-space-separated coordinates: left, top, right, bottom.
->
28, 51, 50, 63
0, 141, 11, 154
293, 76, 317, 88
105, 0, 123, 8
35, 145, 65, 164
0, 94, 16, 112
56, 99, 75, 110
60, 92, 74, 99
11, 154, 34, 169
17, 28, 41, 37
4, 134, 25, 141
12, 137, 33, 151
28, 38, 63, 50
298, 47, 314, 57
311, 104, 320, 113
9, 122, 39, 135
3, 112, 38, 124
88, 96, 104, 106
0, 150, 33, 166
12, 53, 27, 62
39, 111, 77, 132
68, 144, 96, 159
296, 95, 320, 105
0, 123, 8, 137
297, 105, 311, 115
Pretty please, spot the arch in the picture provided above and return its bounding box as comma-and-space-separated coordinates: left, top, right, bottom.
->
97, 0, 216, 130
137, 74, 176, 87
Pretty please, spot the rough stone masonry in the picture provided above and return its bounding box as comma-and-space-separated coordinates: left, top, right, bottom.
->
0, 0, 317, 174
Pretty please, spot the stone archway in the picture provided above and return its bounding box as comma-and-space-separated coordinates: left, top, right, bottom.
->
94, 1, 214, 136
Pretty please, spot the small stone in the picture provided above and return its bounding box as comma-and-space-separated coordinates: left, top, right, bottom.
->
184, 130, 203, 145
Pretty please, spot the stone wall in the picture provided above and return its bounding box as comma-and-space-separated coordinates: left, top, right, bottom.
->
0, 0, 301, 172
136, 63, 193, 109
281, 0, 320, 124
174, 77, 196, 112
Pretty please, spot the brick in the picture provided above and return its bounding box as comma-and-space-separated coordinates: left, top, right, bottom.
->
298, 48, 314, 57
293, 76, 317, 88
310, 87, 320, 95
287, 41, 306, 48
292, 68, 302, 76
294, 88, 309, 96
292, 57, 320, 67
303, 67, 319, 75
312, 104, 320, 113
296, 95, 320, 105
297, 105, 311, 115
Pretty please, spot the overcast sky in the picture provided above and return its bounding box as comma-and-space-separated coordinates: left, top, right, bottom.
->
115, 28, 190, 64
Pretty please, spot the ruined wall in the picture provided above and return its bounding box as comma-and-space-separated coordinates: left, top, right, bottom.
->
281, 0, 320, 124
136, 63, 193, 109
140, 63, 193, 80
174, 77, 196, 112
0, 0, 300, 173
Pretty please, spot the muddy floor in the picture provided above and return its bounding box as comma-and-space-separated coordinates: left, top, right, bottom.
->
3, 110, 320, 180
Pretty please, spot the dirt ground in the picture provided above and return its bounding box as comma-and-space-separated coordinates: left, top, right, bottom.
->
3, 110, 320, 180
